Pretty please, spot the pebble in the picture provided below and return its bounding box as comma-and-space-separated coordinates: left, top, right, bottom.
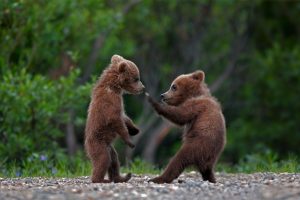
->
0, 172, 300, 200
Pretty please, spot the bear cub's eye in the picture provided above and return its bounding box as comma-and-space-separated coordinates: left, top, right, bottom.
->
171, 84, 177, 91
133, 77, 139, 82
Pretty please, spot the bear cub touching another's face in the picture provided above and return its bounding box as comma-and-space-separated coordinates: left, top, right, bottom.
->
85, 55, 144, 183
147, 70, 226, 183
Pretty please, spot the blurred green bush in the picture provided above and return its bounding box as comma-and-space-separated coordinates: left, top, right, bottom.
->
224, 45, 300, 162
0, 69, 92, 166
1, 0, 300, 175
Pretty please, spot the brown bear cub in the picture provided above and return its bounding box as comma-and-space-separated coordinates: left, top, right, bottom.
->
85, 55, 145, 183
146, 70, 226, 183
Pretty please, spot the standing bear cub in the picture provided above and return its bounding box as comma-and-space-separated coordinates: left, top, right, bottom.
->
85, 55, 145, 183
146, 70, 226, 183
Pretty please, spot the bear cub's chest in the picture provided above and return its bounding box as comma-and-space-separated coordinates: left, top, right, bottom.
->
183, 119, 197, 139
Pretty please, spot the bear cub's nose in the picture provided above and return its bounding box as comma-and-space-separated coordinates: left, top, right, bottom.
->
160, 94, 165, 100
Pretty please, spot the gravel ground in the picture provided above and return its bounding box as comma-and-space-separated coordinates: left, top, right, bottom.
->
1, 172, 300, 200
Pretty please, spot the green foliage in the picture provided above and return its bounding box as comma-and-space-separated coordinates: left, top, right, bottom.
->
235, 151, 300, 173
217, 150, 300, 173
1, 156, 160, 177
221, 1, 300, 163
1, 152, 91, 177
0, 0, 117, 73
225, 44, 300, 162
1, 0, 300, 176
122, 158, 160, 175
3, 153, 297, 177
0, 69, 92, 166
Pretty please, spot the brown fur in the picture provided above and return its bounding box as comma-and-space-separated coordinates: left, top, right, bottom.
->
85, 55, 145, 183
146, 70, 226, 183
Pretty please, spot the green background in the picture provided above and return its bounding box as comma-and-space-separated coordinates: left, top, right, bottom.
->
1, 0, 300, 176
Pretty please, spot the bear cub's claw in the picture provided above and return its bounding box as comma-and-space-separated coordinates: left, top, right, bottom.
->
126, 141, 135, 148
145, 92, 156, 104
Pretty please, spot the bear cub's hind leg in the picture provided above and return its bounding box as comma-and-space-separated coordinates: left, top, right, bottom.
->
149, 146, 191, 184
108, 145, 132, 183
90, 143, 111, 183
199, 167, 216, 183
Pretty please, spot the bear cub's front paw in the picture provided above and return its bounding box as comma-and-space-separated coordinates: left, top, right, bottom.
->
145, 92, 155, 104
128, 126, 140, 136
145, 92, 162, 114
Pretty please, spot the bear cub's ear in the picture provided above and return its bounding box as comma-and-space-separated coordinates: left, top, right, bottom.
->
118, 62, 128, 73
192, 70, 205, 82
111, 54, 124, 64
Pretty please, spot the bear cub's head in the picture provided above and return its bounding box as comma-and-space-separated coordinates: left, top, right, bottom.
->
111, 55, 145, 94
160, 70, 210, 106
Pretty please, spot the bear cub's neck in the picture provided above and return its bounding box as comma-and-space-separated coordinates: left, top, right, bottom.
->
94, 65, 123, 95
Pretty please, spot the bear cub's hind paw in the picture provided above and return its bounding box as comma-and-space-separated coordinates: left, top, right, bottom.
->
113, 173, 132, 183
148, 177, 170, 184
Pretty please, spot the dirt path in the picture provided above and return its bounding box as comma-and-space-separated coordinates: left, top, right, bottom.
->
1, 172, 299, 200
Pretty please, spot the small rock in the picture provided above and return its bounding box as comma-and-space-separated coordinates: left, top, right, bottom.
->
141, 193, 147, 198
71, 188, 82, 193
